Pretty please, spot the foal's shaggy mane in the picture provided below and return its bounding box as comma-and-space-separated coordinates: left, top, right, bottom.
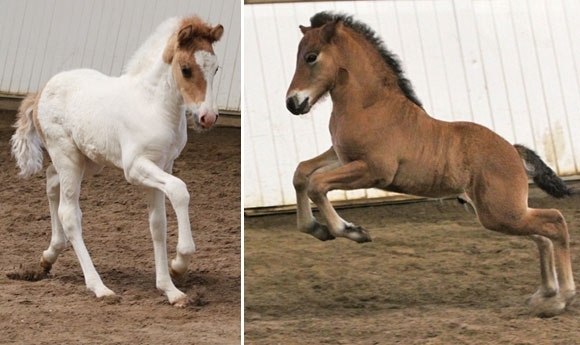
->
310, 12, 423, 108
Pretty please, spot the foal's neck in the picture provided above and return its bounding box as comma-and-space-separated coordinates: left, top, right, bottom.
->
134, 61, 184, 121
331, 35, 405, 112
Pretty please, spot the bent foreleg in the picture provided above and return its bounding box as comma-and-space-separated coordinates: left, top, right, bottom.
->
293, 147, 341, 241
307, 160, 376, 243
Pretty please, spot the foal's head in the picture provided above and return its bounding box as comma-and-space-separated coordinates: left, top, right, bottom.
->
286, 12, 422, 115
285, 18, 342, 115
163, 17, 223, 129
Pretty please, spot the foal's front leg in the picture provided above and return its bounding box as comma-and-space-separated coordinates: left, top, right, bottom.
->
147, 188, 188, 306
293, 147, 341, 241
297, 154, 375, 243
127, 158, 195, 306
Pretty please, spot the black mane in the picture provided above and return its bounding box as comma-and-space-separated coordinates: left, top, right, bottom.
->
310, 12, 423, 108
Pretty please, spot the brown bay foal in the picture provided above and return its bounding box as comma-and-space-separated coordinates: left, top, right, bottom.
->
285, 12, 578, 317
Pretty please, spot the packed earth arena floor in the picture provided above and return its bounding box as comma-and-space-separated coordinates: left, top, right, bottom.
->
245, 181, 580, 345
0, 110, 241, 344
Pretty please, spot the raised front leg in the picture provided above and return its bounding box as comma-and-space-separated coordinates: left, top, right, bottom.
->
293, 147, 341, 241
295, 150, 376, 243
126, 158, 195, 306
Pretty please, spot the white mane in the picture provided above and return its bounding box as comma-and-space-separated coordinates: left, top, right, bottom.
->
124, 17, 181, 76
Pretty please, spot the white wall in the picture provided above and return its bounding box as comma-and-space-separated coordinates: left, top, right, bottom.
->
0, 0, 241, 112
244, 0, 580, 208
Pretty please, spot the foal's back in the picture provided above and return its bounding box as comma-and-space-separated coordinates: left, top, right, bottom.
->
382, 111, 527, 199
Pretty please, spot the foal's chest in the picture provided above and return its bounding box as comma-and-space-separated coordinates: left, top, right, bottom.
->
329, 114, 381, 164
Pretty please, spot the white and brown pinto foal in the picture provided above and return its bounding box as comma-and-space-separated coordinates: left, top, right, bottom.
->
10, 16, 223, 306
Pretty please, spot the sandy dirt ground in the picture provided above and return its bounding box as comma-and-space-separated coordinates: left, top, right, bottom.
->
245, 181, 580, 344
0, 110, 241, 345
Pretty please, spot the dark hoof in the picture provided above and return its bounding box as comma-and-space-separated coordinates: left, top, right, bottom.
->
344, 224, 372, 243
302, 220, 336, 241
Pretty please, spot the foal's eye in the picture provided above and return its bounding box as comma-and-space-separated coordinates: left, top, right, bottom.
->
305, 53, 318, 64
181, 66, 192, 78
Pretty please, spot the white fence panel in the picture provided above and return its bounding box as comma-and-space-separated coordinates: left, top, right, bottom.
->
244, 0, 580, 209
0, 0, 240, 112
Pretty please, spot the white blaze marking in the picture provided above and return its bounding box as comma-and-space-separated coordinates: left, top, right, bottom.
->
194, 50, 218, 114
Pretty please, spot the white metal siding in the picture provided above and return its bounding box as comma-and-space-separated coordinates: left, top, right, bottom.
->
244, 0, 580, 208
0, 0, 240, 112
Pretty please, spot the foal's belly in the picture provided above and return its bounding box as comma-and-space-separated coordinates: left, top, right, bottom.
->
380, 160, 466, 198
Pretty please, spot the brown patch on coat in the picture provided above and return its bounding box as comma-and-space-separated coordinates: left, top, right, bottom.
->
162, 16, 223, 104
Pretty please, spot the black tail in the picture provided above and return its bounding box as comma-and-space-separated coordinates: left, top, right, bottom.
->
514, 144, 578, 198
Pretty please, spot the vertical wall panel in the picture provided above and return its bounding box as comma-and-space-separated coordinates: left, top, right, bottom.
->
245, 0, 580, 209
0, 0, 240, 113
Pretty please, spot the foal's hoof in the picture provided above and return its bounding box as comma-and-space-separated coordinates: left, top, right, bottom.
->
343, 224, 372, 243
562, 289, 576, 306
170, 294, 190, 308
39, 256, 53, 273
302, 221, 336, 241
526, 291, 567, 317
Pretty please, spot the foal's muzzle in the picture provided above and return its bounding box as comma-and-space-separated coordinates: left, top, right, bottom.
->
186, 109, 219, 130
286, 95, 310, 115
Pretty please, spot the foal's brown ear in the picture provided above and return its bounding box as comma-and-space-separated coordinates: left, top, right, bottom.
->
299, 25, 311, 35
210, 24, 224, 42
177, 25, 194, 47
321, 20, 339, 43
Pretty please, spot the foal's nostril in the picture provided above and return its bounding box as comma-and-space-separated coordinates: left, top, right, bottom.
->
286, 97, 296, 113
200, 114, 207, 125
286, 96, 309, 115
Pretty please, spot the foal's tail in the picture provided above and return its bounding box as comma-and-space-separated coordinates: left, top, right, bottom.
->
10, 93, 44, 178
514, 144, 578, 198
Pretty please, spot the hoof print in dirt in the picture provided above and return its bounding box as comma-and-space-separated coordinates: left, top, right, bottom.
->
6, 265, 51, 282
190, 290, 209, 308
99, 294, 122, 305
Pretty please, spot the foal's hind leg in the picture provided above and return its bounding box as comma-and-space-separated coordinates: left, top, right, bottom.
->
40, 164, 67, 272
525, 209, 576, 316
51, 151, 115, 298
478, 204, 575, 316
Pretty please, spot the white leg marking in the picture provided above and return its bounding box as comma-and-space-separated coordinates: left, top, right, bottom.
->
147, 188, 188, 305
126, 158, 194, 306
53, 151, 114, 298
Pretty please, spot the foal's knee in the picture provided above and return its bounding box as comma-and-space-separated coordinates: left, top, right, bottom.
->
306, 174, 327, 202
166, 178, 190, 208
293, 162, 310, 192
